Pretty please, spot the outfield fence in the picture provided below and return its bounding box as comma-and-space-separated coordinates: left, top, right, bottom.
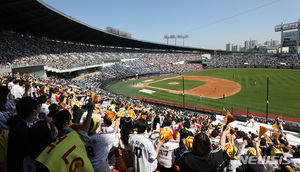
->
134, 96, 300, 124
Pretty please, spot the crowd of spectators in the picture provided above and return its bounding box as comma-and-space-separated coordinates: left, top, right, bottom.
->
2, 31, 300, 73
209, 54, 300, 67
75, 58, 203, 89
0, 31, 203, 72
1, 30, 300, 172
0, 73, 299, 172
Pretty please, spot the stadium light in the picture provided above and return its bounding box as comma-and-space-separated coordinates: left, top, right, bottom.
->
177, 34, 184, 46
169, 35, 176, 38
164, 35, 170, 44
164, 34, 189, 46
183, 35, 189, 46
169, 35, 176, 45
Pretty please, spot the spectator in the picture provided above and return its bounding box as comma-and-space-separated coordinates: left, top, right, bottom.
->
129, 119, 164, 172
53, 110, 73, 137
12, 80, 24, 100
6, 96, 41, 172
179, 124, 229, 172
85, 114, 120, 172
0, 97, 10, 130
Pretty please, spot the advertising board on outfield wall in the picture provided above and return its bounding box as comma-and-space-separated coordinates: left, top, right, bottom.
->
283, 31, 300, 46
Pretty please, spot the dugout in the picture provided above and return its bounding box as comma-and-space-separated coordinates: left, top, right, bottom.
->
12, 65, 46, 79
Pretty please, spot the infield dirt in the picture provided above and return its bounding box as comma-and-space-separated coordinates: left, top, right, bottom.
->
133, 76, 241, 99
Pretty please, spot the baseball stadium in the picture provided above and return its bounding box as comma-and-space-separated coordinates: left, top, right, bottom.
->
1, 0, 300, 172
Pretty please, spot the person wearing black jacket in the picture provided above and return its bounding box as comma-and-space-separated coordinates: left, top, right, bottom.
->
6, 96, 41, 172
179, 124, 229, 172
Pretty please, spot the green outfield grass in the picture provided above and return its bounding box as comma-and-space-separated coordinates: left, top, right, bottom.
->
107, 69, 300, 118
148, 78, 206, 91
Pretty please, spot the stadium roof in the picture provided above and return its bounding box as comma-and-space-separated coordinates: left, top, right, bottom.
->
0, 0, 215, 53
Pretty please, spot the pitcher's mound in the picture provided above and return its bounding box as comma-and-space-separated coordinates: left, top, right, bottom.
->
168, 82, 180, 85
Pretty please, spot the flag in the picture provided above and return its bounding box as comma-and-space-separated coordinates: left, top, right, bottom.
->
158, 128, 173, 142
224, 113, 235, 124
127, 109, 136, 119
230, 127, 236, 134
258, 126, 269, 140
280, 144, 295, 153
247, 147, 257, 157
92, 93, 99, 103
264, 134, 272, 143
118, 110, 125, 117
224, 143, 238, 159
272, 132, 281, 140
272, 123, 278, 131
271, 147, 283, 157
106, 110, 116, 122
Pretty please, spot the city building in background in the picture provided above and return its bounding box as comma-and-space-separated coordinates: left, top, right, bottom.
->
226, 42, 232, 51
232, 44, 241, 51
226, 39, 280, 53
226, 43, 241, 51
225, 19, 300, 54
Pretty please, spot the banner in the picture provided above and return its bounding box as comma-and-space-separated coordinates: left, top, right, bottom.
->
36, 131, 93, 172
272, 123, 278, 131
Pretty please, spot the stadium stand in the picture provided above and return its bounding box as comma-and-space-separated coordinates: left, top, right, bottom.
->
1, 0, 300, 171
208, 54, 300, 68
1, 74, 300, 172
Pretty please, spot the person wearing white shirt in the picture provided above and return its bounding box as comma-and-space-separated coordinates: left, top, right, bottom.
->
150, 116, 161, 144
39, 94, 51, 115
234, 131, 245, 151
129, 119, 164, 172
288, 148, 300, 171
210, 130, 220, 150
171, 121, 179, 131
7, 80, 14, 91
13, 80, 24, 99
30, 83, 37, 98
157, 137, 180, 171
7, 78, 14, 100
85, 114, 120, 172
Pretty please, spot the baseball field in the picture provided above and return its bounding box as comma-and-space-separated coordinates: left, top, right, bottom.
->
107, 68, 300, 119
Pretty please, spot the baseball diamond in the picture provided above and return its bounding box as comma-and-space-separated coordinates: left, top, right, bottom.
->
108, 68, 300, 119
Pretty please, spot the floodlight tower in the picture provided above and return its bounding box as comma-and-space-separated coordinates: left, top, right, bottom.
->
177, 34, 183, 46
183, 35, 189, 46
170, 35, 176, 45
164, 35, 170, 44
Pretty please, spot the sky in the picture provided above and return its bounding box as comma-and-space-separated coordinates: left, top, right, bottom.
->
42, 0, 300, 50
